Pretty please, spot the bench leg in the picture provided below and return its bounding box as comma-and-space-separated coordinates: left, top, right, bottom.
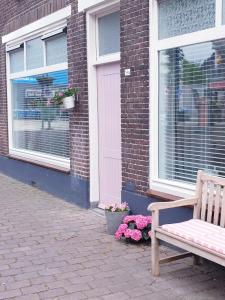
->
193, 255, 203, 266
152, 234, 160, 276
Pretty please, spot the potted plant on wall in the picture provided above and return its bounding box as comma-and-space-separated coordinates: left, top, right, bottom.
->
105, 202, 130, 235
53, 85, 78, 109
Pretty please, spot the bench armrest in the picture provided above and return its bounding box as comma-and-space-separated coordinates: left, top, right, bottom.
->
148, 197, 198, 212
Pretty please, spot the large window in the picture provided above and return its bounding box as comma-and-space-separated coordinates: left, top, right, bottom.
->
152, 0, 225, 194
7, 29, 69, 169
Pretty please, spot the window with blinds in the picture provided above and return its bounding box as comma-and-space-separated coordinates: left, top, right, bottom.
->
8, 30, 69, 167
12, 70, 69, 159
159, 38, 225, 183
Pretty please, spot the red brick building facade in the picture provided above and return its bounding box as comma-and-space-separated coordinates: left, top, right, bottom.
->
0, 0, 151, 212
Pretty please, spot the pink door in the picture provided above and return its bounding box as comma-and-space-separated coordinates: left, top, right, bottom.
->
97, 62, 121, 207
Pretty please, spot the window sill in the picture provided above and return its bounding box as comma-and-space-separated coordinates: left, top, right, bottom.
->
8, 154, 70, 174
150, 179, 195, 199
93, 52, 120, 65
147, 189, 181, 201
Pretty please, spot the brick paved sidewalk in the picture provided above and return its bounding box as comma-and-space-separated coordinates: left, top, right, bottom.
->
0, 173, 225, 300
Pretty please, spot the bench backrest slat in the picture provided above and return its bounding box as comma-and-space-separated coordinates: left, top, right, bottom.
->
214, 185, 221, 225
207, 182, 214, 223
194, 170, 225, 226
220, 190, 225, 227
200, 180, 208, 221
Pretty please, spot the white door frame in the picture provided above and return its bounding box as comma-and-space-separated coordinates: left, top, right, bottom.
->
86, 0, 120, 206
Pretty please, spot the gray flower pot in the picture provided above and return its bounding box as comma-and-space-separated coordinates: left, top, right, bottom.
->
105, 210, 129, 235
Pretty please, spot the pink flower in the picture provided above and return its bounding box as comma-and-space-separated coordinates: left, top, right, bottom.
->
135, 216, 148, 230
120, 202, 129, 210
117, 223, 128, 234
148, 231, 152, 238
123, 215, 136, 224
105, 202, 128, 212
111, 203, 118, 212
124, 229, 133, 238
115, 231, 122, 240
146, 216, 152, 224
59, 92, 64, 97
46, 99, 51, 106
130, 229, 142, 241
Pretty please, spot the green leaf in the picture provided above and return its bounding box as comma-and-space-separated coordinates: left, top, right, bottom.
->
128, 222, 136, 230
142, 231, 150, 241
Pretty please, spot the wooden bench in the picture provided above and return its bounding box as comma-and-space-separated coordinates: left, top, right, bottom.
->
148, 170, 225, 276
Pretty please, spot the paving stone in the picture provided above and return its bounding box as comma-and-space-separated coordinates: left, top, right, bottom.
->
64, 283, 90, 293
5, 279, 30, 290
21, 283, 48, 294
58, 292, 87, 300
83, 287, 111, 298
14, 294, 40, 300
0, 289, 21, 299
38, 287, 67, 299
102, 292, 130, 300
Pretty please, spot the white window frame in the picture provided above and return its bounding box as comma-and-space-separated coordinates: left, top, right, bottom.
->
88, 2, 120, 66
150, 0, 225, 198
78, 0, 109, 12
95, 8, 120, 63
2, 6, 71, 171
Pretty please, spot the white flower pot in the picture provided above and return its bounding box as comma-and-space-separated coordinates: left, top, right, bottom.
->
63, 96, 75, 109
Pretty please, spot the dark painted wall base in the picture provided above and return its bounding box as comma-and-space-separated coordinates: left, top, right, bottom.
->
122, 188, 193, 225
0, 156, 90, 209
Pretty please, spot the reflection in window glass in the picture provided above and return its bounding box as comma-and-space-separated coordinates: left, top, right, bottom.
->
11, 70, 69, 159
158, 0, 215, 39
10, 47, 24, 73
98, 11, 120, 56
159, 39, 225, 183
223, 0, 225, 24
26, 38, 44, 70
46, 34, 67, 66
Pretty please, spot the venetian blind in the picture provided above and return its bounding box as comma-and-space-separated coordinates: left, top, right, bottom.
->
9, 33, 69, 162
11, 70, 70, 159
159, 38, 225, 183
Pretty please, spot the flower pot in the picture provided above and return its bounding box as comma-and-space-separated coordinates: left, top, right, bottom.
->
63, 96, 75, 109
105, 210, 129, 235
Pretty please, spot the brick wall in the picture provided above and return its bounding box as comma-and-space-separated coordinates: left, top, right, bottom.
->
121, 0, 150, 195
0, 0, 89, 179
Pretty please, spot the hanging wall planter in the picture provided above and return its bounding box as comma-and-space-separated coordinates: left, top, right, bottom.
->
63, 95, 75, 109
53, 86, 78, 110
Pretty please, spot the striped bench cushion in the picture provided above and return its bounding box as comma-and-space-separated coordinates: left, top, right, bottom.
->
161, 219, 225, 255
